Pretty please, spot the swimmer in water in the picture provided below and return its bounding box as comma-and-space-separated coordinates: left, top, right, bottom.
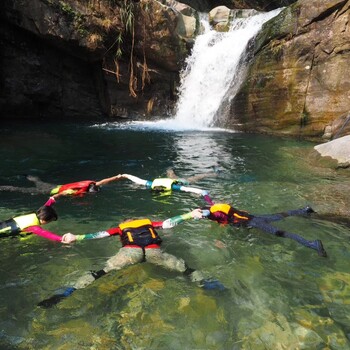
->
38, 208, 226, 308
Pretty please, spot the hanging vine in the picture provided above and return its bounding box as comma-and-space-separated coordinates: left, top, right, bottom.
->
103, 0, 150, 98
119, 0, 137, 97
140, 2, 150, 91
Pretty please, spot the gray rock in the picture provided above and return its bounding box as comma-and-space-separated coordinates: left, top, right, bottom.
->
314, 135, 350, 166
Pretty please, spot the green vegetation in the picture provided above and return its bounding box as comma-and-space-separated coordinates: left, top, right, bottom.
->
44, 0, 88, 37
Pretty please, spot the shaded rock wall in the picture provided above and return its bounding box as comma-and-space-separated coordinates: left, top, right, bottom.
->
0, 0, 198, 120
0, 20, 106, 119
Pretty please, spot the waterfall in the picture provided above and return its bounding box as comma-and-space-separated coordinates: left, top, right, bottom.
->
172, 9, 282, 129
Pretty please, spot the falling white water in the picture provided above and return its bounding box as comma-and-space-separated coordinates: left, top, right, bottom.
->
95, 8, 282, 132
173, 8, 282, 129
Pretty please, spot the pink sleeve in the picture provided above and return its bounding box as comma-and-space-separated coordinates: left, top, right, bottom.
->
24, 226, 62, 242
44, 197, 56, 207
203, 194, 215, 206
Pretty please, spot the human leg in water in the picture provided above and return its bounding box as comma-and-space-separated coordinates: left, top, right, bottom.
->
26, 175, 57, 194
0, 185, 39, 194
248, 217, 327, 257
166, 168, 219, 184
38, 247, 145, 308
145, 248, 226, 291
255, 206, 315, 222
0, 175, 55, 195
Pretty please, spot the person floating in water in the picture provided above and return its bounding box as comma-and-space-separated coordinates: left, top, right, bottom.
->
117, 169, 217, 202
0, 197, 63, 241
49, 174, 124, 197
38, 209, 226, 308
198, 202, 327, 257
0, 174, 123, 197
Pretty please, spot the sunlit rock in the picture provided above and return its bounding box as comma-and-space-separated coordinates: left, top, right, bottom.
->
314, 135, 350, 167
231, 0, 350, 139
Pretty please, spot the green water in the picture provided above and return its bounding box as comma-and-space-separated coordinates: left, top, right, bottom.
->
0, 120, 349, 349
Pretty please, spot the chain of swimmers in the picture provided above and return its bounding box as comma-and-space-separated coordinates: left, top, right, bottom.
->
0, 170, 327, 308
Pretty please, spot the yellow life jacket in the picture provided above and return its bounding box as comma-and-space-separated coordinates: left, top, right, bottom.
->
151, 178, 175, 191
210, 203, 232, 215
119, 219, 162, 247
14, 213, 40, 231
0, 213, 40, 237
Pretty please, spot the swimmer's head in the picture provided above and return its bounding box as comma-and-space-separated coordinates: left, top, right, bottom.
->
37, 205, 58, 224
88, 183, 100, 193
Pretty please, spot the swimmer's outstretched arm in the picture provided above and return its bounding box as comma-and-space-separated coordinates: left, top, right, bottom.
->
156, 209, 203, 229
61, 227, 119, 243
119, 174, 150, 187
23, 226, 64, 242
172, 184, 215, 205
95, 174, 124, 186
173, 184, 204, 195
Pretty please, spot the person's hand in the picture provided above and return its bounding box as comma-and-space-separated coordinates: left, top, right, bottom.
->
191, 209, 203, 219
61, 233, 76, 244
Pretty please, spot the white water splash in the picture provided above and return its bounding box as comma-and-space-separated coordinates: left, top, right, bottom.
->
173, 9, 282, 129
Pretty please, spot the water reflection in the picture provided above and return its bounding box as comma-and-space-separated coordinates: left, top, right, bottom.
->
0, 121, 350, 349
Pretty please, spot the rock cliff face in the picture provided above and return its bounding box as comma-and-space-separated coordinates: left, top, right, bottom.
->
230, 0, 350, 139
0, 0, 198, 119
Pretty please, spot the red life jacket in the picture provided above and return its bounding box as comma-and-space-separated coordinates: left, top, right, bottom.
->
58, 180, 95, 196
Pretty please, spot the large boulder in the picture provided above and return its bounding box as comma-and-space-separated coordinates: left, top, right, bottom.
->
314, 135, 350, 167
230, 0, 350, 140
209, 6, 258, 31
134, 0, 199, 72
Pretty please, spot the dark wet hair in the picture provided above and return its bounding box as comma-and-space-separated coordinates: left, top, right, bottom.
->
88, 183, 100, 193
36, 205, 58, 223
